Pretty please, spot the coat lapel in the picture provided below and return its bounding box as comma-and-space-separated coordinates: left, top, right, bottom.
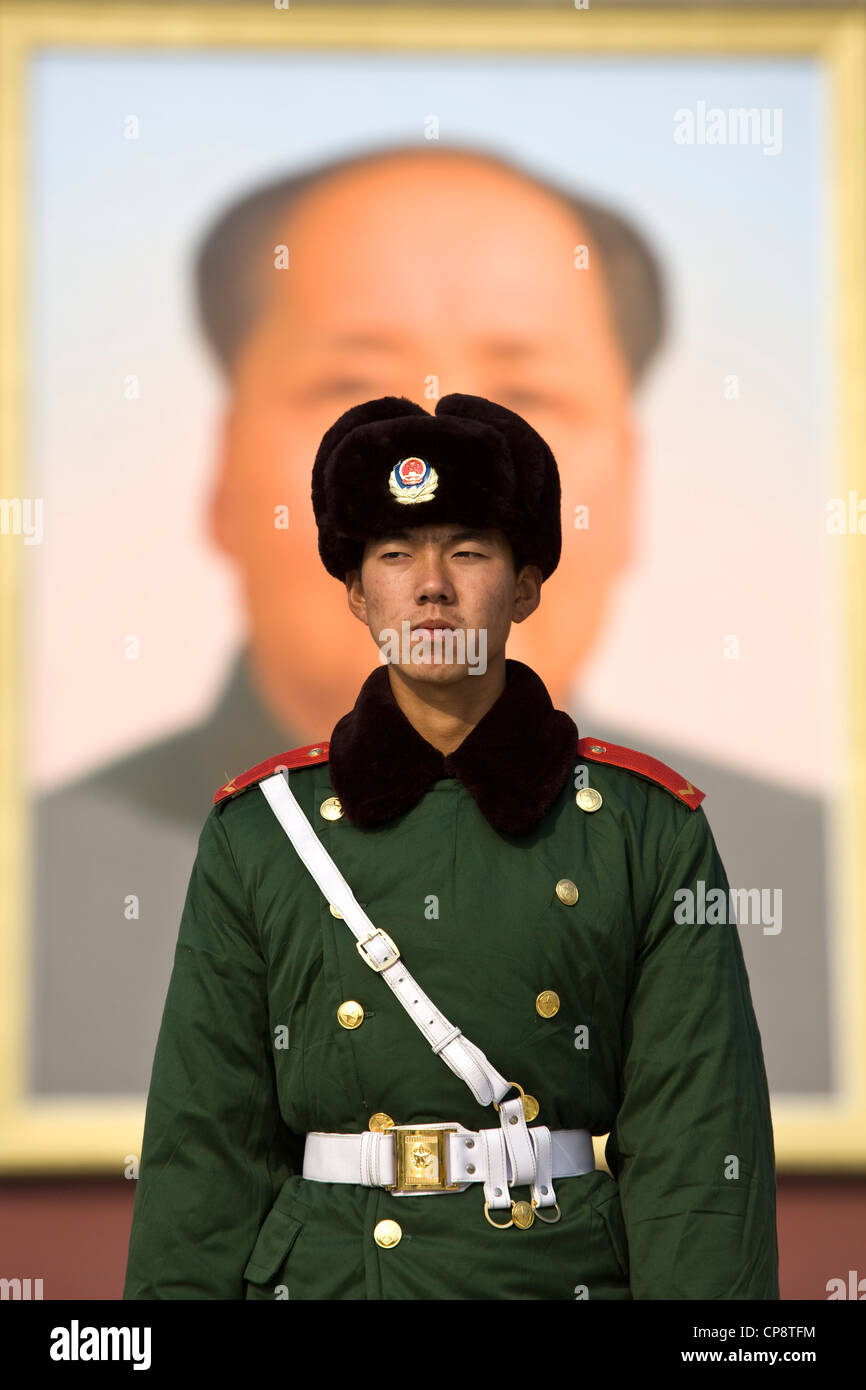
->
328, 659, 578, 835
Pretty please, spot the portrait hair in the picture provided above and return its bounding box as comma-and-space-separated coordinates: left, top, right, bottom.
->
192, 140, 667, 388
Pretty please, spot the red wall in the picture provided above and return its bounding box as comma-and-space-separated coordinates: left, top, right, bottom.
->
1, 1174, 864, 1299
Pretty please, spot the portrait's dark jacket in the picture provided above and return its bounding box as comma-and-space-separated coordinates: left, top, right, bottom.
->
122, 658, 779, 1300
30, 646, 830, 1102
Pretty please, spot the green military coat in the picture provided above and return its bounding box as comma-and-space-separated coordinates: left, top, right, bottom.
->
123, 661, 779, 1301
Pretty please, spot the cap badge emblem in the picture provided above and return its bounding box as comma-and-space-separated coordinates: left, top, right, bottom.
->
388, 456, 439, 505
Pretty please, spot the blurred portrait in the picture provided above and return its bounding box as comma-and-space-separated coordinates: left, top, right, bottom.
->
1, 7, 862, 1174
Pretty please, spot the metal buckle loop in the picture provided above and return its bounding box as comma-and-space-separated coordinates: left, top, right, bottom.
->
492, 1080, 540, 1123
532, 1200, 562, 1224
484, 1202, 514, 1229
356, 928, 400, 972
389, 1126, 460, 1193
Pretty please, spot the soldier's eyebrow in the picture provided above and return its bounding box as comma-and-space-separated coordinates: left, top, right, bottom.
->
378, 530, 494, 545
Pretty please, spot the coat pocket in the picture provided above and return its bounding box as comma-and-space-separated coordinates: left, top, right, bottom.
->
591, 1178, 630, 1284
243, 1202, 304, 1295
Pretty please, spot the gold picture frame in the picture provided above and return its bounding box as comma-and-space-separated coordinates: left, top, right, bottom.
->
0, 2, 863, 1172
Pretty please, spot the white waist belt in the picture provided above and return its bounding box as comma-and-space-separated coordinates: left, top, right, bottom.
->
303, 1124, 595, 1201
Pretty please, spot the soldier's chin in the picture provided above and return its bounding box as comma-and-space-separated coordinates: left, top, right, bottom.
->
400, 655, 467, 681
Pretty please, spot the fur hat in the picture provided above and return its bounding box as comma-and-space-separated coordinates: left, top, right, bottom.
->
311, 393, 561, 582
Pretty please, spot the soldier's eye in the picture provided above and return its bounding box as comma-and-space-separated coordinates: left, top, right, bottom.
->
376, 549, 487, 561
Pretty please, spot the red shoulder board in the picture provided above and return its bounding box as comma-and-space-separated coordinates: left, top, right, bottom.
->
577, 736, 704, 811
213, 741, 330, 804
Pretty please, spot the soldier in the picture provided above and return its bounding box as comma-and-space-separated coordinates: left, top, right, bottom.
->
123, 393, 779, 1301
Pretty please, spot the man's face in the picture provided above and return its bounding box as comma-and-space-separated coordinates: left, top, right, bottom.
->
210, 153, 635, 727
345, 523, 540, 686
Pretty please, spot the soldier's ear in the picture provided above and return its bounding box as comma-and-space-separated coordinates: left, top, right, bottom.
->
512, 564, 542, 624
345, 569, 367, 624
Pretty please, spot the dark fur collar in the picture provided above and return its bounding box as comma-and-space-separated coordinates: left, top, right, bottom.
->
328, 659, 578, 836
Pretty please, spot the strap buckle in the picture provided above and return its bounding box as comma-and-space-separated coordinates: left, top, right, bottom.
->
390, 1126, 460, 1193
356, 927, 400, 972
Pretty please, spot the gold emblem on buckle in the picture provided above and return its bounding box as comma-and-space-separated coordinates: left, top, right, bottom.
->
391, 1127, 460, 1193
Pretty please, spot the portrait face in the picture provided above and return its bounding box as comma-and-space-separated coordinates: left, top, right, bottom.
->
344, 522, 541, 690
208, 150, 636, 737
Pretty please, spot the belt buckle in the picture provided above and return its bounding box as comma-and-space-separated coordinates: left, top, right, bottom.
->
390, 1126, 460, 1194
356, 928, 400, 972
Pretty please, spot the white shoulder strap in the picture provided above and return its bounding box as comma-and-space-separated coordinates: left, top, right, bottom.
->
259, 772, 511, 1108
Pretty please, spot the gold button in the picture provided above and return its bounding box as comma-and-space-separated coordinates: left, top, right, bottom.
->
373, 1219, 402, 1249
320, 796, 343, 821
337, 1000, 364, 1029
329, 902, 343, 918
521, 1092, 540, 1122
308, 746, 323, 756
368, 1113, 395, 1132
512, 1200, 535, 1229
555, 879, 579, 905
576, 787, 603, 813
536, 990, 560, 1018
588, 743, 606, 754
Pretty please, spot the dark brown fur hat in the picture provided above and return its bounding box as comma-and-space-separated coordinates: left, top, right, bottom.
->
311, 393, 562, 581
